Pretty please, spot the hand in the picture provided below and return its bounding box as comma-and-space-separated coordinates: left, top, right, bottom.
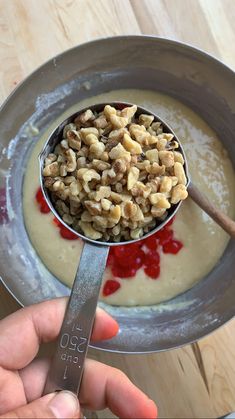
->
0, 298, 157, 418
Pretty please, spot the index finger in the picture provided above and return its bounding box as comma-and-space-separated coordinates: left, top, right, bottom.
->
0, 298, 119, 370
21, 358, 158, 419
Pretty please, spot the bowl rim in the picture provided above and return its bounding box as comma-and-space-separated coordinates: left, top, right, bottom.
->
1, 35, 235, 353
1, 34, 234, 115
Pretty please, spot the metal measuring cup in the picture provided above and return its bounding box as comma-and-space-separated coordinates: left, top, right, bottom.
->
39, 102, 189, 396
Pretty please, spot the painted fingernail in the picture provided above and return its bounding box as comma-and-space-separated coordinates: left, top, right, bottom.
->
49, 390, 80, 418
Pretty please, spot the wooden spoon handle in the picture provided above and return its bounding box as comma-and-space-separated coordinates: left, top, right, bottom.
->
188, 182, 235, 238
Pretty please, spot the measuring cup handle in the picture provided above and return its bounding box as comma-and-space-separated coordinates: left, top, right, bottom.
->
43, 241, 109, 396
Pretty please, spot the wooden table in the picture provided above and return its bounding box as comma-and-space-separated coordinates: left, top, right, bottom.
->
1, 1, 235, 417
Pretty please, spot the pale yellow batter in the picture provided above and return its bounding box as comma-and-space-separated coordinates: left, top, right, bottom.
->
23, 89, 235, 306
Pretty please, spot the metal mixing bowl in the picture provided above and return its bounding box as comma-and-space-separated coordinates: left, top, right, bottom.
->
0, 36, 235, 353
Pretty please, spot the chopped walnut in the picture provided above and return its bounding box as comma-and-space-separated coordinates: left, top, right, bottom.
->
131, 181, 151, 198
146, 179, 160, 193
43, 162, 59, 177
108, 127, 127, 141
121, 201, 138, 219
95, 185, 111, 201
174, 162, 187, 186
77, 157, 87, 169
130, 227, 143, 240
92, 159, 111, 171
109, 143, 131, 161
110, 204, 121, 221
78, 221, 102, 240
101, 198, 112, 211
43, 104, 188, 242
65, 149, 77, 172
62, 213, 74, 225
156, 138, 168, 151
129, 124, 151, 146
173, 151, 184, 164
75, 109, 95, 125
171, 184, 188, 204
121, 105, 137, 121
151, 207, 167, 218
146, 162, 165, 176
85, 200, 102, 215
146, 149, 159, 163
89, 141, 105, 158
52, 180, 65, 192
149, 193, 171, 209
112, 158, 127, 174
139, 114, 154, 128
110, 114, 128, 129
110, 191, 122, 203
66, 130, 81, 151
160, 177, 173, 194
123, 133, 142, 155
158, 150, 175, 167
81, 210, 92, 222
127, 167, 139, 190
44, 177, 55, 188
93, 114, 108, 129
45, 153, 57, 166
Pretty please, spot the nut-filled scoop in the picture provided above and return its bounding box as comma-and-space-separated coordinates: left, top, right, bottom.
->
38, 102, 189, 396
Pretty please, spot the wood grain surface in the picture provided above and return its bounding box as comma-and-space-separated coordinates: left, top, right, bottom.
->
0, 1, 235, 418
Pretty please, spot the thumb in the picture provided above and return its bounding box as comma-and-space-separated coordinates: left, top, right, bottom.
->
0, 391, 80, 419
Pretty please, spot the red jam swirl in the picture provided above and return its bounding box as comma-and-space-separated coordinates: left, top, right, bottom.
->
35, 187, 184, 296
107, 216, 181, 283
103, 279, 121, 296
53, 217, 78, 240
35, 188, 50, 214
35, 187, 78, 239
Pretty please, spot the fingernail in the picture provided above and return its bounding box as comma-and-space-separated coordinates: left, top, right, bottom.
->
49, 391, 80, 418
